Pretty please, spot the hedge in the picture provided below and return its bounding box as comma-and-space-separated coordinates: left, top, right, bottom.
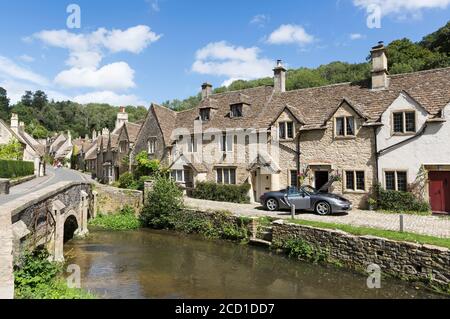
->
191, 182, 251, 204
377, 187, 430, 212
0, 160, 34, 178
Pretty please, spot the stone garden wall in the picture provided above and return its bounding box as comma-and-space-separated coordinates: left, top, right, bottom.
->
271, 220, 450, 291
95, 184, 143, 215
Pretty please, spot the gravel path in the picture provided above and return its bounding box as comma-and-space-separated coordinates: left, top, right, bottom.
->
185, 197, 450, 238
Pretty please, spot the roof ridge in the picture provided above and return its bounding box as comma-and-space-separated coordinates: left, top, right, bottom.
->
389, 66, 450, 78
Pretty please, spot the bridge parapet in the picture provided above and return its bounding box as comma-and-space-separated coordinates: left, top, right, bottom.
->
0, 181, 94, 299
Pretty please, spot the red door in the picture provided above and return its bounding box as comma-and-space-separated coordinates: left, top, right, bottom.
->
429, 171, 450, 213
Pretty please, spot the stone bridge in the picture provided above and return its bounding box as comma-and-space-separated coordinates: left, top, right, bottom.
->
0, 181, 96, 299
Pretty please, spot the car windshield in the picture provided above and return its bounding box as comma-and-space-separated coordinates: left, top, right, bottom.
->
301, 185, 317, 195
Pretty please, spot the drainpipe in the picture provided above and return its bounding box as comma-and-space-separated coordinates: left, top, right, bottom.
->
378, 123, 428, 156
373, 127, 379, 186
296, 131, 301, 188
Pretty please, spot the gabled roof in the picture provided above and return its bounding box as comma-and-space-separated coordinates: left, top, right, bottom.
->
152, 103, 177, 147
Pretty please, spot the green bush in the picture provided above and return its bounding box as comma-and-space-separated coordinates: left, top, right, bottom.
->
0, 159, 34, 178
192, 182, 251, 204
141, 175, 184, 228
282, 238, 329, 263
377, 187, 430, 212
118, 172, 134, 189
14, 249, 94, 299
89, 206, 141, 231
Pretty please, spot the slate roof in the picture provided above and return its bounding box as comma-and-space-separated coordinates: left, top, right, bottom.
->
124, 122, 142, 143
144, 66, 450, 145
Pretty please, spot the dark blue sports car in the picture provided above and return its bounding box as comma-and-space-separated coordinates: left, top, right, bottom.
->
260, 186, 352, 215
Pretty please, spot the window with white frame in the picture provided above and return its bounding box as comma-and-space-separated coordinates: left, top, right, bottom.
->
171, 170, 185, 183
345, 170, 365, 191
335, 116, 355, 137
385, 171, 408, 192
279, 122, 294, 140
216, 168, 237, 185
220, 134, 234, 153
148, 139, 157, 154
188, 136, 198, 153
393, 111, 416, 134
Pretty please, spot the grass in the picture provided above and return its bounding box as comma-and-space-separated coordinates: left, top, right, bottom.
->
288, 219, 450, 249
89, 206, 141, 231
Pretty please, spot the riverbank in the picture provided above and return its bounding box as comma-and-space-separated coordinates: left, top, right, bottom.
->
65, 228, 446, 299
141, 208, 449, 295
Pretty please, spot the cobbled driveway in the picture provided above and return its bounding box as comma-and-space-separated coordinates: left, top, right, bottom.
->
185, 197, 450, 238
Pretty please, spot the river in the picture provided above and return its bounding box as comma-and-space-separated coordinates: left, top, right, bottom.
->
65, 229, 445, 299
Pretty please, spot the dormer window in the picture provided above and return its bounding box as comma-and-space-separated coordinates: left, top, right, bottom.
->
335, 116, 355, 137
393, 111, 416, 134
279, 122, 294, 140
200, 108, 211, 121
230, 104, 243, 118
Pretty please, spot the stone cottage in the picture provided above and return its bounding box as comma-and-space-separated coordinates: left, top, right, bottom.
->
133, 43, 450, 211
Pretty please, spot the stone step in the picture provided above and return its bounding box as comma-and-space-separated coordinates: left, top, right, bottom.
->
249, 238, 272, 247
257, 231, 273, 242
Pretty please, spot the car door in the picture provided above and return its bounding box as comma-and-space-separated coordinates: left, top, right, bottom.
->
287, 188, 311, 210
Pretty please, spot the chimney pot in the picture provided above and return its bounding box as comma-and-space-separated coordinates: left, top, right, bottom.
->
201, 83, 213, 99
273, 59, 287, 93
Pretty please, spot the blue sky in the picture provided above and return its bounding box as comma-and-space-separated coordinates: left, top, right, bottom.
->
0, 0, 449, 106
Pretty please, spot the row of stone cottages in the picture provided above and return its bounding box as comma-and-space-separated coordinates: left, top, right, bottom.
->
76, 42, 450, 214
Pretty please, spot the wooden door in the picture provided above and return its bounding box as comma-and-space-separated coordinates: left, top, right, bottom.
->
429, 171, 450, 213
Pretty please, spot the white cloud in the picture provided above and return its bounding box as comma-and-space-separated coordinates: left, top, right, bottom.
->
73, 91, 145, 106
146, 0, 160, 12
54, 62, 135, 90
66, 51, 103, 68
250, 14, 269, 27
192, 41, 274, 81
350, 33, 366, 40
18, 55, 35, 63
353, 0, 450, 16
0, 56, 49, 85
267, 24, 315, 46
33, 25, 161, 54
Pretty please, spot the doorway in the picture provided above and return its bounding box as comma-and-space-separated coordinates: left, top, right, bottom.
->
315, 171, 329, 192
429, 171, 450, 214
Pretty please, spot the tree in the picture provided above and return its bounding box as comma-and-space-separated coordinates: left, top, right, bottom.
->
32, 91, 48, 110
134, 151, 161, 177
420, 21, 450, 54
0, 87, 9, 121
21, 91, 33, 107
0, 139, 23, 160
140, 175, 184, 228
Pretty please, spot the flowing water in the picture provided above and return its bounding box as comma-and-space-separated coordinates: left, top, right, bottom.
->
65, 229, 445, 299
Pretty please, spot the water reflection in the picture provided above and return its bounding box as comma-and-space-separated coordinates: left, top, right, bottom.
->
65, 229, 444, 299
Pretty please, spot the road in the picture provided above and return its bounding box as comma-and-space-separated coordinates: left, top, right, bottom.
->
0, 166, 90, 205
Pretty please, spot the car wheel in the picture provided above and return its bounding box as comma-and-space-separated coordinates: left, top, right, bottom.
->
315, 201, 331, 216
265, 198, 279, 211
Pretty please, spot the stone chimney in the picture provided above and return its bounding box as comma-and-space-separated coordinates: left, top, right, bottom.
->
371, 41, 389, 90
201, 83, 213, 99
102, 128, 110, 136
19, 122, 25, 134
10, 113, 19, 134
92, 129, 98, 141
115, 106, 129, 131
67, 131, 72, 145
273, 60, 286, 93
